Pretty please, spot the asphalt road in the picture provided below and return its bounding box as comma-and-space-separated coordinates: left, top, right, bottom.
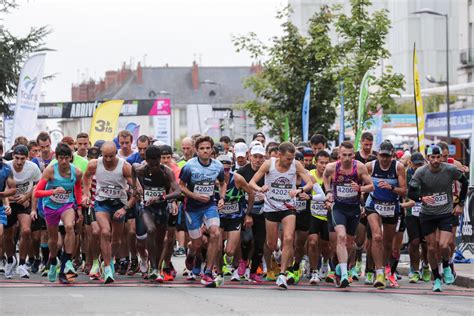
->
1, 258, 473, 315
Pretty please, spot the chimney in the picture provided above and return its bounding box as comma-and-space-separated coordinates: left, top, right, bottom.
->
136, 62, 143, 84
71, 85, 79, 101
191, 61, 199, 91
105, 71, 117, 89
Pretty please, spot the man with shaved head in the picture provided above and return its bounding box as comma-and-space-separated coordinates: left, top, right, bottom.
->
82, 141, 135, 284
177, 137, 195, 168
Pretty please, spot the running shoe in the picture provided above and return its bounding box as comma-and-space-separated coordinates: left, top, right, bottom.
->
83, 262, 92, 275
374, 273, 386, 289
222, 264, 232, 276
395, 271, 402, 280
276, 274, 288, 290
48, 264, 58, 282
163, 268, 174, 281
350, 266, 359, 281
256, 264, 263, 276
128, 257, 139, 276
214, 275, 224, 287
186, 272, 197, 281
41, 265, 49, 277
169, 262, 177, 277
185, 254, 194, 271
309, 271, 321, 285
355, 260, 362, 276
443, 266, 455, 285
31, 259, 41, 274
384, 265, 391, 280
0, 258, 5, 273
89, 261, 101, 280
65, 260, 78, 278
192, 256, 203, 276
26, 258, 34, 270
201, 273, 215, 287
320, 261, 329, 279
388, 273, 399, 288
118, 259, 128, 275
58, 272, 71, 284
155, 273, 164, 283
149, 269, 160, 280
231, 269, 240, 282
103, 266, 114, 284
325, 270, 335, 283
243, 268, 250, 281
339, 275, 350, 288
409, 271, 420, 283
4, 262, 15, 279
16, 264, 30, 278
237, 259, 247, 277
422, 266, 431, 282
249, 273, 263, 283
287, 271, 296, 285
265, 270, 276, 281
183, 268, 191, 277
139, 258, 148, 275
432, 278, 443, 292
365, 272, 374, 285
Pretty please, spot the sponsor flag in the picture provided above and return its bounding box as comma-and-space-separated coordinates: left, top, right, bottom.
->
413, 43, 426, 155
12, 54, 46, 143
354, 70, 371, 151
302, 82, 310, 142
89, 100, 124, 145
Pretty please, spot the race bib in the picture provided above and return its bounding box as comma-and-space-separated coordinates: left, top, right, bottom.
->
295, 200, 307, 212
16, 182, 30, 195
336, 184, 358, 199
98, 185, 122, 199
411, 203, 421, 217
432, 193, 448, 207
310, 201, 327, 217
374, 201, 396, 217
194, 181, 214, 196
144, 187, 165, 202
50, 191, 72, 204
220, 202, 240, 215
269, 184, 292, 201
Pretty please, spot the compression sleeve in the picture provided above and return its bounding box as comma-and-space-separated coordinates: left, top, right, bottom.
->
34, 178, 54, 198
74, 178, 82, 207
458, 174, 469, 205
312, 183, 326, 202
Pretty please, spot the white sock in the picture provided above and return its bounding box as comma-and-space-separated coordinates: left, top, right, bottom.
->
340, 263, 348, 276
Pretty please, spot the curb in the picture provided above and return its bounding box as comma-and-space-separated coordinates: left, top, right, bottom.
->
397, 266, 474, 288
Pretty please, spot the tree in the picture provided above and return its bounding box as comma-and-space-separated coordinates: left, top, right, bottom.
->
233, 6, 339, 141
335, 0, 405, 133
0, 1, 50, 115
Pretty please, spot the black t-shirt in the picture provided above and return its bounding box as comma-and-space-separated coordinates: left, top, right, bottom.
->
355, 151, 377, 164
237, 163, 264, 187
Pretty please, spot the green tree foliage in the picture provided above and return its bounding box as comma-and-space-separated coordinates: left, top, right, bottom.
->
0, 1, 50, 115
233, 6, 338, 141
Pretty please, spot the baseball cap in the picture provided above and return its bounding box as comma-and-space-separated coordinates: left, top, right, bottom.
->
250, 145, 265, 156
302, 147, 314, 157
427, 145, 442, 156
379, 140, 394, 155
87, 146, 101, 159
153, 140, 166, 147
217, 154, 232, 165
410, 152, 425, 165
234, 142, 248, 158
94, 140, 105, 150
13, 145, 29, 156
295, 151, 304, 161
158, 144, 173, 155
249, 140, 263, 149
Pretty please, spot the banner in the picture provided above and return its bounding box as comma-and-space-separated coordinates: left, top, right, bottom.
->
339, 82, 345, 145
302, 82, 310, 142
125, 122, 140, 149
11, 54, 46, 143
89, 100, 124, 145
152, 98, 172, 145
413, 43, 426, 155
354, 70, 371, 151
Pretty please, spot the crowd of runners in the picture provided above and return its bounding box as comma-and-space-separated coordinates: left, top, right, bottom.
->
0, 129, 469, 292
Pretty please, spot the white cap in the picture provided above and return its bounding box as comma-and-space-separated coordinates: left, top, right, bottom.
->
234, 142, 248, 158
249, 140, 263, 149
250, 145, 265, 156
153, 140, 166, 146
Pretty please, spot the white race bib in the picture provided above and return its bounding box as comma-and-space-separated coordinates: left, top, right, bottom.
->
374, 201, 396, 217
144, 187, 165, 202
99, 185, 122, 199
295, 200, 307, 212
194, 182, 214, 196
412, 203, 421, 217
311, 201, 327, 217
50, 191, 72, 204
336, 185, 358, 199
16, 182, 30, 195
220, 202, 239, 215
432, 193, 448, 207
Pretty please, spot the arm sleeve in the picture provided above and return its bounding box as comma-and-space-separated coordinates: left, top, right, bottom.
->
74, 178, 82, 207
458, 174, 469, 205
312, 183, 326, 202
34, 178, 54, 198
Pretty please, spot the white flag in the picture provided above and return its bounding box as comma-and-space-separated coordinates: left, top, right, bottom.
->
12, 53, 46, 143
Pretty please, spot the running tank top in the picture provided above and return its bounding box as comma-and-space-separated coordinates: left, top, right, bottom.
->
218, 172, 245, 219
370, 160, 399, 202
309, 169, 327, 219
44, 163, 76, 210
140, 165, 170, 209
95, 157, 128, 205
333, 160, 360, 206
263, 157, 297, 212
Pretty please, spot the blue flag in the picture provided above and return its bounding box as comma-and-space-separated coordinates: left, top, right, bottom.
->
302, 82, 310, 142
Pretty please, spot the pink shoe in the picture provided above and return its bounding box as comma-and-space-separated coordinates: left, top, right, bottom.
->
249, 273, 263, 283
200, 273, 214, 286
238, 259, 247, 276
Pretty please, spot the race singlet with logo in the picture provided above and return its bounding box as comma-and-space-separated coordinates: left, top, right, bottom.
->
263, 157, 296, 212
333, 160, 360, 205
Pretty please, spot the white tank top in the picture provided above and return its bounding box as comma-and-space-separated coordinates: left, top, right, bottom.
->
95, 157, 128, 204
263, 157, 297, 212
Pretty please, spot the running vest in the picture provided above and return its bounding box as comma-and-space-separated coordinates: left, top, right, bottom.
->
309, 169, 327, 219
333, 160, 360, 205
263, 157, 296, 212
218, 172, 244, 219
95, 157, 128, 205
366, 160, 400, 217
44, 163, 76, 210
139, 165, 170, 208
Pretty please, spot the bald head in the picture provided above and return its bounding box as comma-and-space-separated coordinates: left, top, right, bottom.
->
181, 137, 195, 160
101, 141, 118, 164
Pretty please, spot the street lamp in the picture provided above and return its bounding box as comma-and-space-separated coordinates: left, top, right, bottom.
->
412, 8, 451, 143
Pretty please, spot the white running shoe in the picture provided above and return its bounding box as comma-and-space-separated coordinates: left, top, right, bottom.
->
0, 258, 5, 273
231, 269, 240, 281
320, 261, 329, 279
243, 268, 250, 280
16, 264, 30, 278
139, 258, 148, 274
5, 262, 15, 279
309, 271, 321, 285
276, 274, 288, 290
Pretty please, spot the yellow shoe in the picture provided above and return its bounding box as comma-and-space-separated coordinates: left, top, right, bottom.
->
374, 273, 386, 289
266, 270, 276, 281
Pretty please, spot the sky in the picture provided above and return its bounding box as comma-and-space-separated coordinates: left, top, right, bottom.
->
3, 0, 285, 102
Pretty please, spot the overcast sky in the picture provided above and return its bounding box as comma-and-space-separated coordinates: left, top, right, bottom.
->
3, 0, 285, 102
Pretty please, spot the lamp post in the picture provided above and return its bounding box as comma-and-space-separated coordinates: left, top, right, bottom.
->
412, 8, 451, 143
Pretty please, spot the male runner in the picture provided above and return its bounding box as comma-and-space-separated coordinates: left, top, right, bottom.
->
177, 137, 195, 168
323, 141, 373, 288
76, 133, 90, 158
310, 134, 330, 155
250, 142, 313, 290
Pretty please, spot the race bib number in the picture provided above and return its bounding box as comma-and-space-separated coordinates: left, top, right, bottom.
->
432, 193, 448, 207
99, 185, 122, 199
220, 202, 239, 215
374, 201, 396, 217
16, 182, 30, 195
295, 200, 307, 212
144, 187, 165, 202
50, 191, 71, 204
310, 201, 327, 217
194, 182, 214, 196
336, 185, 358, 199
412, 203, 422, 217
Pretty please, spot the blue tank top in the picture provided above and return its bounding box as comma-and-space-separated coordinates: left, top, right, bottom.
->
216, 172, 244, 219
333, 160, 360, 205
370, 160, 399, 202
43, 164, 76, 210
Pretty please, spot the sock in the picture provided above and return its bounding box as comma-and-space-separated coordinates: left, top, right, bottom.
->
432, 268, 441, 280
340, 263, 348, 277
81, 253, 86, 262
449, 262, 455, 274
391, 253, 400, 274
422, 261, 429, 268
7, 257, 14, 264
376, 268, 383, 276
40, 244, 49, 264
50, 257, 58, 266
442, 259, 449, 269
19, 259, 26, 265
